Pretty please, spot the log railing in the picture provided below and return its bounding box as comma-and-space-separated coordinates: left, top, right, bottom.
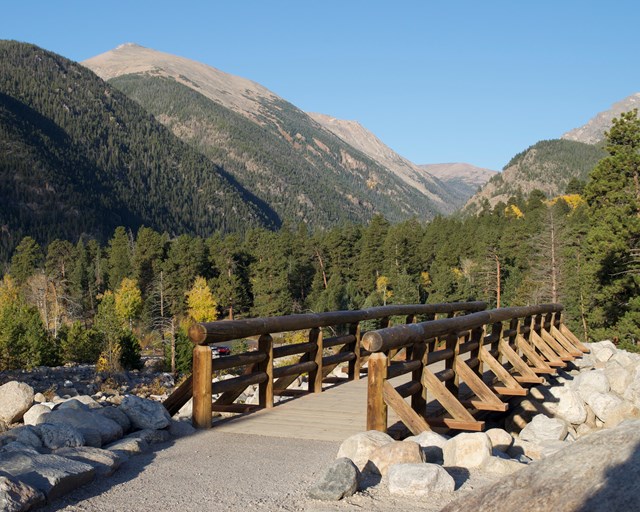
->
363, 303, 589, 434
165, 302, 487, 428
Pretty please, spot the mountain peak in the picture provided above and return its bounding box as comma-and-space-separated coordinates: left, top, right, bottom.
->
115, 42, 144, 50
561, 92, 640, 144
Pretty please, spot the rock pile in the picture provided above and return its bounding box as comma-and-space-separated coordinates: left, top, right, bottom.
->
0, 380, 195, 510
308, 340, 640, 505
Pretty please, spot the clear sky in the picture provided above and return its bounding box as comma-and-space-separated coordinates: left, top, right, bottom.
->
2, 0, 639, 170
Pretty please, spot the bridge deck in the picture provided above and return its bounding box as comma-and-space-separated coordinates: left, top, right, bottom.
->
213, 377, 404, 442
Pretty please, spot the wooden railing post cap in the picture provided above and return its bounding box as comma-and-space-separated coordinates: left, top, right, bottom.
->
362, 331, 384, 353
189, 323, 207, 345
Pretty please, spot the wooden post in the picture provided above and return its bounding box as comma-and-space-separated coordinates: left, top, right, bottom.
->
308, 328, 324, 393
410, 341, 427, 414
192, 345, 212, 429
445, 333, 459, 395
348, 322, 362, 380
367, 352, 388, 432
258, 334, 274, 408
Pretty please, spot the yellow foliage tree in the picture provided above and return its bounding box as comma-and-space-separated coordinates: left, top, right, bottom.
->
186, 276, 218, 323
376, 275, 393, 306
504, 204, 524, 218
0, 275, 19, 309
114, 277, 143, 329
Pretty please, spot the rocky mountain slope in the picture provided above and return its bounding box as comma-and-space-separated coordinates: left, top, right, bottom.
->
562, 92, 640, 144
418, 163, 497, 200
83, 44, 442, 225
0, 41, 275, 261
307, 113, 461, 211
463, 139, 605, 213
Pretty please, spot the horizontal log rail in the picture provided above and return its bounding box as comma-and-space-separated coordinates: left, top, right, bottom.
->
164, 302, 488, 427
364, 304, 590, 435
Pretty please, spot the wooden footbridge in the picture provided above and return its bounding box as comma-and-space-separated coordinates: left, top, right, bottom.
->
163, 302, 588, 440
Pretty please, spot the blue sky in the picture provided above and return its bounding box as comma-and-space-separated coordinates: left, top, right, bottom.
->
2, 0, 639, 170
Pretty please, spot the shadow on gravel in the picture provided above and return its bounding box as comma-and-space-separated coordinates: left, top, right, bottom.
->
40, 438, 176, 511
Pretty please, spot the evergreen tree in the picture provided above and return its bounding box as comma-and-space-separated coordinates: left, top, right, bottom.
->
10, 237, 42, 285
107, 227, 133, 290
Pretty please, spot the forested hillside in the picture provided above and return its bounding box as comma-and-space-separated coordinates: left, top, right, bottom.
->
464, 139, 606, 213
0, 41, 276, 263
5, 108, 639, 373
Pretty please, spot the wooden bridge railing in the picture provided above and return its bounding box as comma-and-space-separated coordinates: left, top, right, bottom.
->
363, 303, 589, 434
163, 302, 487, 428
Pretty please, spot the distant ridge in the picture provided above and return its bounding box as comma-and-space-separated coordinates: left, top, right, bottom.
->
418, 163, 497, 201
562, 92, 640, 144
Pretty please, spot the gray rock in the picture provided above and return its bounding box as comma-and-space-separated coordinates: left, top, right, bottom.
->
0, 441, 41, 454
77, 427, 103, 448
119, 395, 171, 430
539, 439, 571, 458
104, 437, 149, 456
0, 475, 45, 512
308, 457, 358, 501
367, 441, 424, 476
388, 463, 455, 496
22, 403, 52, 426
168, 419, 196, 438
95, 405, 132, 433
0, 451, 95, 501
55, 446, 124, 477
404, 431, 449, 463
336, 430, 394, 471
60, 395, 103, 410
35, 408, 123, 445
125, 428, 170, 445
36, 423, 85, 449
0, 425, 43, 449
440, 419, 640, 512
519, 414, 568, 444
443, 432, 492, 469
0, 381, 34, 423
485, 456, 525, 475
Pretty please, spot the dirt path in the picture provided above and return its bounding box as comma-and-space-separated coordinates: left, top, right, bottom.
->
40, 429, 497, 512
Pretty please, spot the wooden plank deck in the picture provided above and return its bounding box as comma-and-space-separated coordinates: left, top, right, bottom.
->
213, 377, 404, 442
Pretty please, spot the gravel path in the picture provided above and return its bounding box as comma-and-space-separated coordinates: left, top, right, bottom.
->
40, 429, 499, 512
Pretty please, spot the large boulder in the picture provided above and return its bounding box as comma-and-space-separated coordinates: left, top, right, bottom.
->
0, 451, 95, 501
0, 426, 43, 450
119, 395, 171, 430
95, 405, 132, 433
0, 381, 34, 424
440, 419, 640, 512
336, 430, 394, 471
366, 441, 424, 476
22, 404, 53, 426
36, 423, 85, 450
307, 457, 358, 501
443, 432, 492, 468
35, 408, 122, 446
0, 475, 45, 512
604, 362, 633, 395
548, 387, 587, 425
519, 414, 568, 444
585, 392, 625, 423
55, 446, 124, 477
388, 463, 455, 496
572, 369, 610, 402
486, 428, 513, 452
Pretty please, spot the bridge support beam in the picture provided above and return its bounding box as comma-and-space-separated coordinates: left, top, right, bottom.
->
192, 345, 212, 429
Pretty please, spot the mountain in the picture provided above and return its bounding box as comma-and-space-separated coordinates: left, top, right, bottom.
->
418, 163, 497, 200
562, 92, 640, 144
83, 44, 441, 226
307, 113, 461, 212
0, 40, 276, 261
463, 139, 606, 213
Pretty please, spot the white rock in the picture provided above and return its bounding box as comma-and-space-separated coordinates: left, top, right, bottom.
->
404, 431, 449, 463
576, 423, 594, 438
550, 387, 587, 425
388, 463, 455, 496
585, 392, 624, 423
519, 414, 568, 443
485, 456, 525, 475
22, 404, 52, 426
0, 381, 34, 424
33, 393, 47, 403
604, 363, 632, 396
443, 432, 492, 469
367, 441, 424, 476
573, 369, 610, 402
336, 430, 394, 471
508, 438, 544, 461
486, 428, 513, 452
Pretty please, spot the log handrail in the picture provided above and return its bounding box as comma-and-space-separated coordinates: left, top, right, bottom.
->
188, 302, 487, 345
